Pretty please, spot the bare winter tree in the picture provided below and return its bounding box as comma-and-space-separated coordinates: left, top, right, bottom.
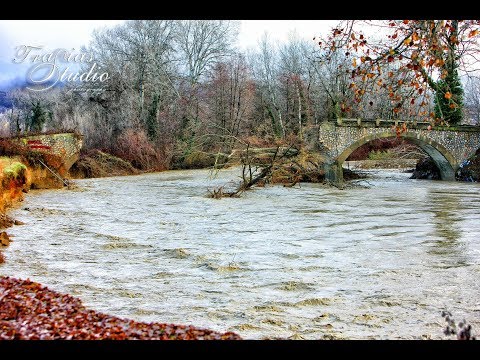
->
310, 46, 354, 120
204, 53, 256, 151
172, 20, 240, 160
278, 33, 317, 138
174, 20, 239, 86
249, 33, 286, 139
86, 20, 178, 140
464, 76, 480, 124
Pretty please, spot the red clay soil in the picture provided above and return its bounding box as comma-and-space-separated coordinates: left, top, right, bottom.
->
0, 276, 241, 340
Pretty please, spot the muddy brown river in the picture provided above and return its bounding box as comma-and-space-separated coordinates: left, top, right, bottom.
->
1, 167, 479, 339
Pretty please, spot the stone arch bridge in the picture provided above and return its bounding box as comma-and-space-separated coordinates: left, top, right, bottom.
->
312, 118, 480, 186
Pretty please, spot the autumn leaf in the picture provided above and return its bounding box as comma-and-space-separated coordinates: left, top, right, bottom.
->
352, 58, 357, 67
387, 55, 394, 62
351, 33, 356, 40
333, 28, 342, 36
468, 29, 479, 37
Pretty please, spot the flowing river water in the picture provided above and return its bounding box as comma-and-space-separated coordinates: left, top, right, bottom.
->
1, 167, 480, 339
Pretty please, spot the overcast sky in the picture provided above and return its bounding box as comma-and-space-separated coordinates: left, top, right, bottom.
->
0, 20, 341, 87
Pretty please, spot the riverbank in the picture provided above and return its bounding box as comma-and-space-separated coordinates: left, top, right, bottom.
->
69, 149, 141, 179
0, 276, 241, 340
0, 156, 30, 264
0, 140, 72, 260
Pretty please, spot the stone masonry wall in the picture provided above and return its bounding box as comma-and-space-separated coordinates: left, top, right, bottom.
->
17, 132, 83, 171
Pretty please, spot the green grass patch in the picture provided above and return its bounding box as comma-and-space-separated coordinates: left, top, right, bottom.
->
3, 162, 27, 179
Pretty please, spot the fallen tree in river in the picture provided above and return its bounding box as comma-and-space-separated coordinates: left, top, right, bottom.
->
207, 142, 364, 198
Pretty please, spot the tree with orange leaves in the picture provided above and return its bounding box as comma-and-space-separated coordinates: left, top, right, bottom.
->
316, 20, 480, 125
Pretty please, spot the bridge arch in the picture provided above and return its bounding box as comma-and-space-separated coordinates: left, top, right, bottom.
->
325, 131, 457, 186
